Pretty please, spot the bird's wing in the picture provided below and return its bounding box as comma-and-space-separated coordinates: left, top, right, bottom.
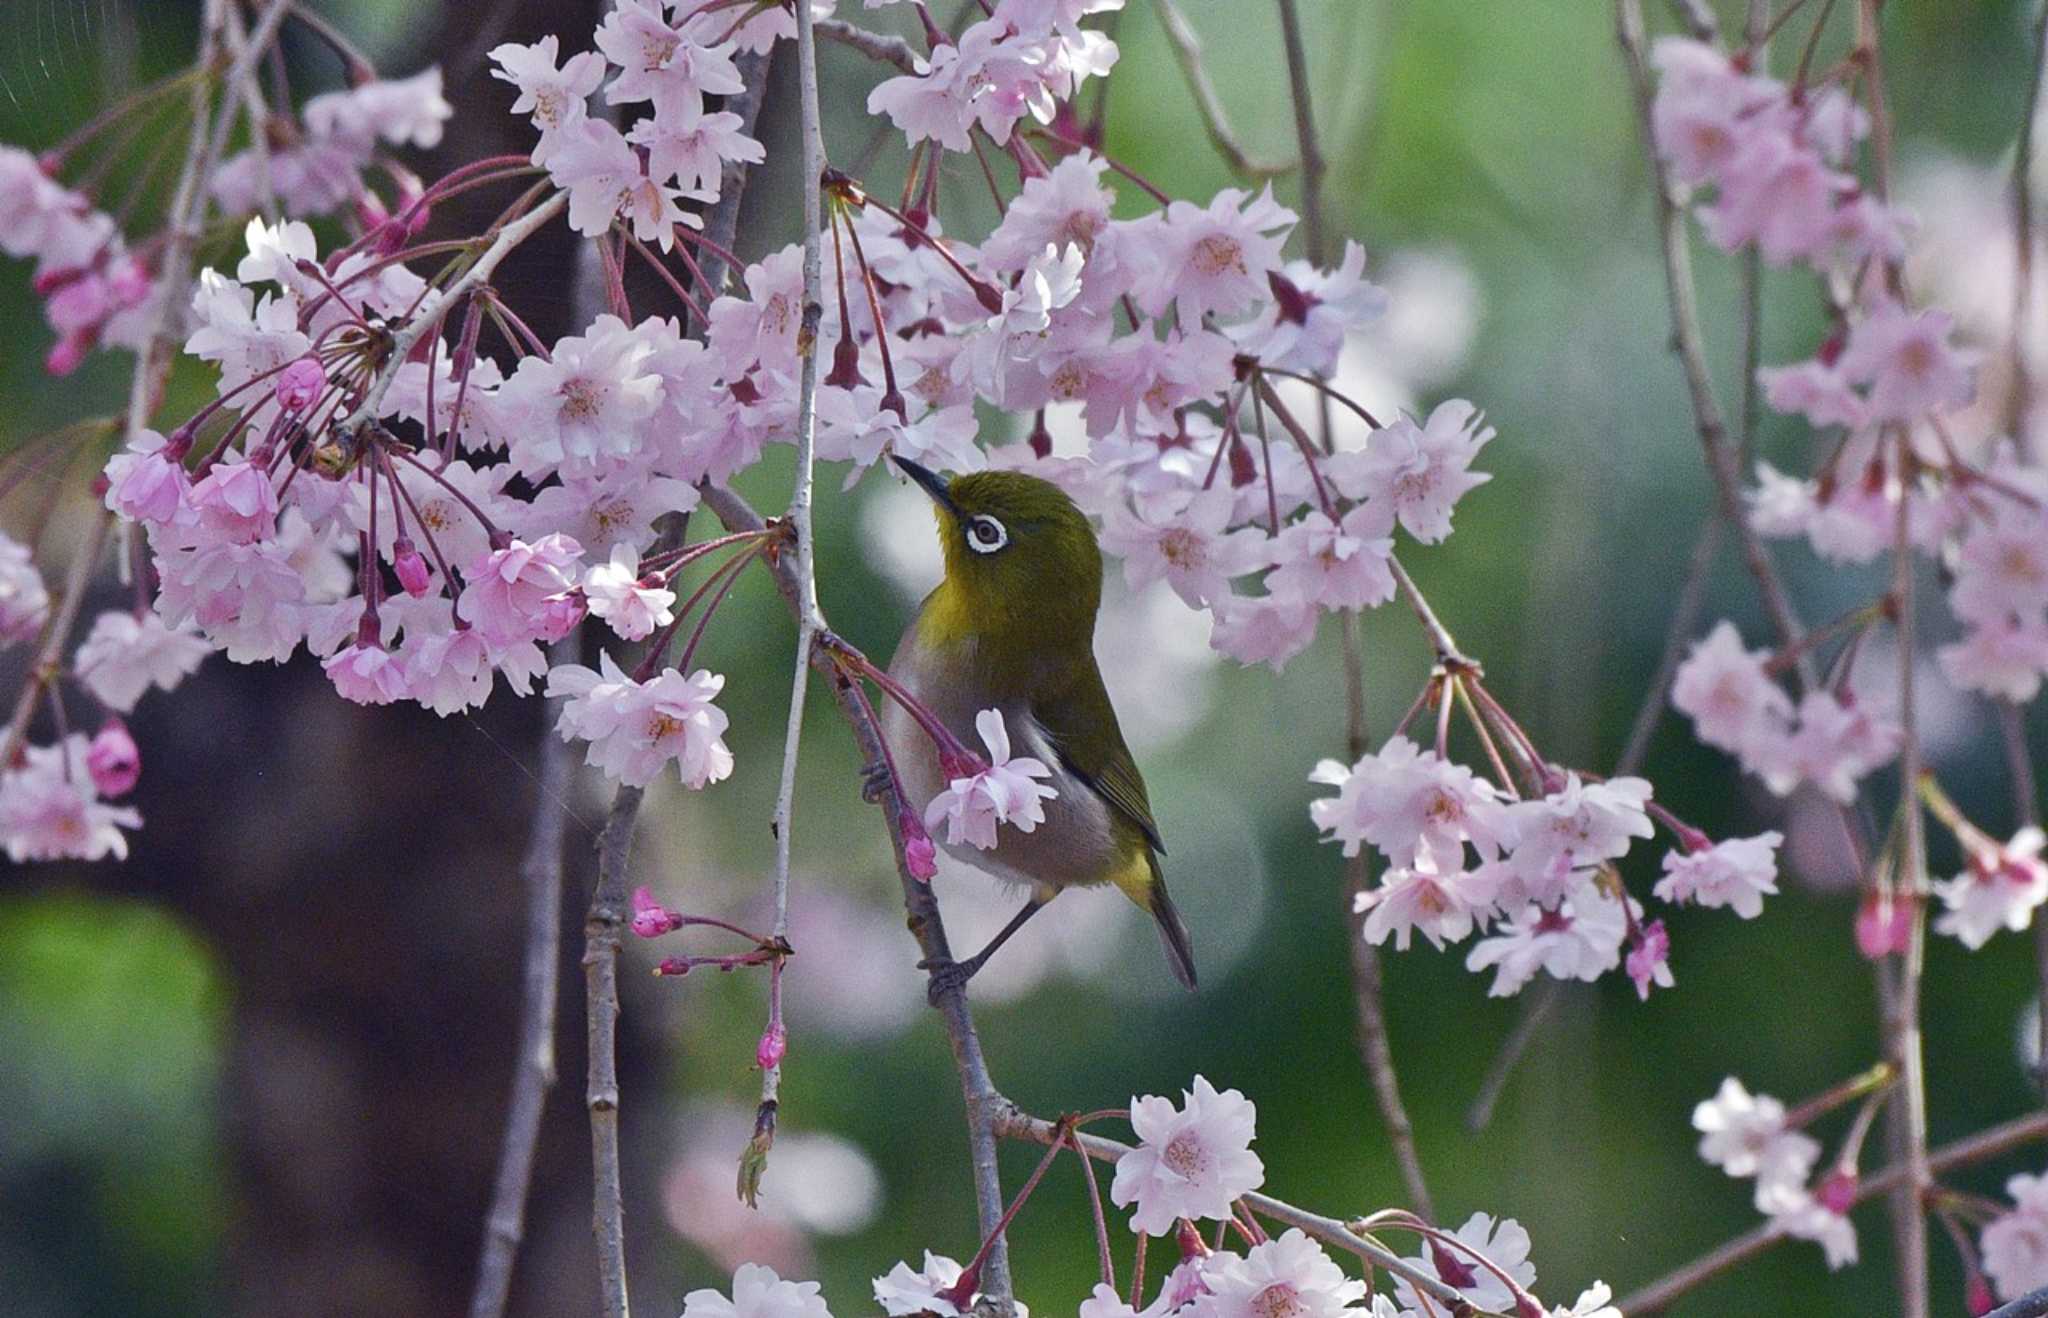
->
1031, 665, 1165, 856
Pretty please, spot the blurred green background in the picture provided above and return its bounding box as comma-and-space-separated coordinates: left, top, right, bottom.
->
1, 1, 2045, 1314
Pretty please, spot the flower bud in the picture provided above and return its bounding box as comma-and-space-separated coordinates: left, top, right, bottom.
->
899, 810, 938, 881
1816, 1167, 1857, 1214
755, 1020, 787, 1071
392, 537, 433, 598
1855, 891, 1912, 960
1967, 1275, 1995, 1316
276, 355, 327, 413
631, 885, 683, 939
45, 330, 91, 377
536, 593, 587, 643
87, 719, 141, 797
1430, 1238, 1480, 1289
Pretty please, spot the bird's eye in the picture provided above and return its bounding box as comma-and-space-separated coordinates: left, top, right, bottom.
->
966, 514, 1009, 554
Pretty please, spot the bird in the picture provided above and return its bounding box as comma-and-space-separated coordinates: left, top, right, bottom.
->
880, 454, 1197, 997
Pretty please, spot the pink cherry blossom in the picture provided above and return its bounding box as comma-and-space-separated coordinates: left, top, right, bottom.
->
490, 36, 606, 162
873, 1252, 969, 1317
1692, 1076, 1821, 1197
1653, 832, 1784, 919
1354, 856, 1503, 951
0, 736, 141, 863
678, 1262, 831, 1318
921, 709, 1059, 850
1626, 918, 1675, 1000
1111, 1075, 1264, 1236
1465, 890, 1631, 996
1328, 399, 1492, 544
1265, 502, 1397, 613
583, 543, 678, 641
1100, 487, 1269, 609
72, 609, 209, 712
1308, 734, 1505, 868
1672, 620, 1794, 755
0, 533, 50, 645
1392, 1213, 1536, 1315
1984, 1172, 2048, 1304
1837, 300, 1976, 423
1932, 827, 2048, 950
1193, 1229, 1366, 1318
1131, 186, 1296, 326
458, 534, 587, 647
547, 652, 735, 788
85, 719, 141, 797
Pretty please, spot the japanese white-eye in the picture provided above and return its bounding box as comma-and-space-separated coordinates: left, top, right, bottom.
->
883, 456, 1198, 994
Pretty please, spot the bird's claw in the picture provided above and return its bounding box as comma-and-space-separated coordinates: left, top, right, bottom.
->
918, 955, 975, 1007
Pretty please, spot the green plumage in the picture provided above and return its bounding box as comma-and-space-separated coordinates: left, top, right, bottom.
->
887, 458, 1197, 990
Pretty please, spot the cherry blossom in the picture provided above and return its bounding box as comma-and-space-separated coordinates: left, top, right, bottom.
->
1984, 1171, 2048, 1304
872, 1252, 969, 1317
582, 543, 677, 641
1329, 400, 1493, 544
1465, 890, 1631, 996
1110, 1075, 1264, 1236
1192, 1229, 1366, 1318
1100, 487, 1269, 609
0, 736, 141, 863
547, 652, 734, 788
1392, 1213, 1535, 1315
71, 609, 210, 712
1653, 832, 1784, 919
0, 532, 50, 644
1931, 827, 2048, 950
679, 1263, 833, 1318
1691, 1077, 1821, 1201
921, 709, 1059, 851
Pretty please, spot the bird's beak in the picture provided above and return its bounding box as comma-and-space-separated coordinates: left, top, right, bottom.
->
891, 454, 959, 516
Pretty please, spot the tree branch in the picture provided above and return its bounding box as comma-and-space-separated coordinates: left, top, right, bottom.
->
1273, 0, 1326, 259
990, 1104, 1470, 1310
697, 483, 1016, 1307
1620, 1107, 2048, 1314
586, 784, 639, 1318
1155, 0, 1293, 181
815, 17, 920, 74
469, 666, 575, 1318
1990, 1284, 2048, 1318
573, 50, 771, 1315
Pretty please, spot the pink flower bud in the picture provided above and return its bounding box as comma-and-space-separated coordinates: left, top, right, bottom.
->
1430, 1239, 1480, 1289
107, 255, 151, 308
44, 330, 91, 377
755, 1020, 787, 1071
392, 537, 433, 597
276, 355, 326, 413
535, 593, 587, 643
1816, 1167, 1857, 1214
654, 957, 691, 977
631, 885, 683, 938
1174, 1218, 1211, 1260
899, 812, 938, 881
86, 719, 141, 797
1856, 891, 1912, 960
1967, 1275, 1995, 1316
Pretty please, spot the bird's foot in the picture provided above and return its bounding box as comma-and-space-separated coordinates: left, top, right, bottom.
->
918, 955, 980, 1007
859, 759, 893, 804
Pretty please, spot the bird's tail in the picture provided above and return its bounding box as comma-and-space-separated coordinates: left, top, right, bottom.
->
1148, 876, 1198, 991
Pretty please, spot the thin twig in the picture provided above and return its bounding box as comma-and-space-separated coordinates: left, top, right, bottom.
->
1617, 515, 1726, 776
2013, 7, 2047, 459
699, 482, 1016, 1309
755, 0, 834, 1168
1274, 0, 1326, 261
1274, 5, 1429, 1217
1155, 0, 1293, 181
815, 17, 920, 74
469, 649, 575, 1318
586, 785, 640, 1318
1462, 980, 1563, 1133
1887, 438, 1933, 1318
1666, 0, 1720, 41
1619, 1107, 2048, 1314
569, 51, 771, 1314
1990, 1284, 2048, 1318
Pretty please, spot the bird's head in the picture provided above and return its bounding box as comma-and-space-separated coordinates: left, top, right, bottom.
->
893, 456, 1102, 647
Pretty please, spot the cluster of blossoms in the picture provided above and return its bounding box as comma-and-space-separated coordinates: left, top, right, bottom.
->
1657, 32, 2043, 710
0, 146, 158, 375
671, 1075, 1620, 1317
1980, 1168, 2048, 1308
1312, 729, 1782, 1000
1691, 1077, 1860, 1271
1652, 37, 2048, 963
1, 0, 1504, 864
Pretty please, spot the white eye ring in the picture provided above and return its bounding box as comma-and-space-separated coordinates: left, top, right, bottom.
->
966, 514, 1009, 554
